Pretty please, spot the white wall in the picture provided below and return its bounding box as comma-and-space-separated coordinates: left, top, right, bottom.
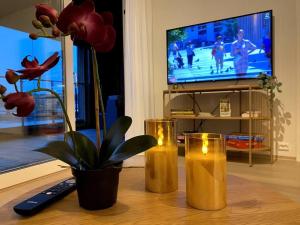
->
0, 6, 36, 33
297, 0, 300, 161
151, 0, 299, 158
0, 0, 59, 33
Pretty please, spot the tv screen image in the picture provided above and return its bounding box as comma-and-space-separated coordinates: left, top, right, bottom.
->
167, 10, 272, 84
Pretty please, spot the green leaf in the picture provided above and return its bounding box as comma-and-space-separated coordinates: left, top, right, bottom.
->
34, 141, 79, 168
99, 116, 132, 163
65, 131, 98, 169
100, 135, 157, 168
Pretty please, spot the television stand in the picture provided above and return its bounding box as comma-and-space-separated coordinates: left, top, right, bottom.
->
163, 84, 273, 166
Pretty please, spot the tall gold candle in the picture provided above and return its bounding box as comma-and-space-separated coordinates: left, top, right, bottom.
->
144, 119, 178, 193
185, 133, 227, 210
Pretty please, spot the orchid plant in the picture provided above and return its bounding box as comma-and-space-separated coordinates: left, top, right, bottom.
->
0, 0, 157, 170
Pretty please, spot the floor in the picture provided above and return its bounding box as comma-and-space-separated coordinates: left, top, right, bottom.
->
126, 155, 300, 204
0, 133, 62, 173
228, 159, 300, 203
0, 129, 97, 173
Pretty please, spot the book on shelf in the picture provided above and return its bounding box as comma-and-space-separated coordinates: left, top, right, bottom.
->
220, 98, 231, 117
241, 111, 262, 118
177, 134, 185, 144
177, 133, 266, 149
177, 131, 194, 144
225, 133, 265, 149
197, 112, 214, 117
171, 109, 194, 115
226, 140, 264, 149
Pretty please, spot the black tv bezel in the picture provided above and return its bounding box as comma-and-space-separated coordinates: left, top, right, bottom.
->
166, 10, 273, 85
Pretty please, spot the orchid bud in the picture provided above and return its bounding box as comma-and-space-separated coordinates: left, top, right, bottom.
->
35, 4, 58, 25
39, 15, 52, 27
5, 70, 20, 84
29, 33, 39, 40
32, 19, 43, 29
0, 85, 6, 95
52, 27, 61, 37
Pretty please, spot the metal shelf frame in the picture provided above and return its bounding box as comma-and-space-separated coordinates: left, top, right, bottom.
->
163, 85, 273, 166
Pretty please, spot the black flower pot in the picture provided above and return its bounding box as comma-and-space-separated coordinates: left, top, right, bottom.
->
72, 164, 122, 210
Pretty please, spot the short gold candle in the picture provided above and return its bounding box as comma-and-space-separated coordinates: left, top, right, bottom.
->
144, 119, 178, 193
185, 133, 227, 210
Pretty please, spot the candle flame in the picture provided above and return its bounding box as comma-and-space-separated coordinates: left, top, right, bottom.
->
157, 125, 164, 146
202, 133, 208, 155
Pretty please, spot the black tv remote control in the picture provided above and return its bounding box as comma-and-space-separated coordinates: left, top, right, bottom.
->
13, 178, 76, 216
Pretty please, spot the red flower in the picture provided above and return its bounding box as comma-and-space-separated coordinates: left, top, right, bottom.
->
0, 85, 6, 95
3, 92, 35, 117
14, 52, 60, 80
5, 70, 20, 84
36, 4, 58, 25
56, 0, 116, 52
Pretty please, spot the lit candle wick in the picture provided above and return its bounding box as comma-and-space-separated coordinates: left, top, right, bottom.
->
158, 138, 163, 146
202, 133, 208, 155
202, 145, 208, 155
157, 125, 164, 146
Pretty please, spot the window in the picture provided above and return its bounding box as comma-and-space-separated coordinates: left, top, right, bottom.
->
73, 47, 95, 130
73, 46, 86, 125
0, 15, 64, 173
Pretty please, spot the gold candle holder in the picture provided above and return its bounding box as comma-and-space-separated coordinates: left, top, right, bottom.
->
144, 119, 178, 193
185, 133, 227, 210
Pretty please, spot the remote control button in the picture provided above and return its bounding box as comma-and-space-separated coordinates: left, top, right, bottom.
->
46, 192, 53, 195
65, 179, 75, 184
27, 201, 38, 204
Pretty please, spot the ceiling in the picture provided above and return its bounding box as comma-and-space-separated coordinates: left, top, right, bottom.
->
0, 0, 59, 18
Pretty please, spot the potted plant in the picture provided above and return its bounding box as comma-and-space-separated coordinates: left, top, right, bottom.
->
258, 72, 282, 99
258, 72, 282, 114
0, 0, 157, 210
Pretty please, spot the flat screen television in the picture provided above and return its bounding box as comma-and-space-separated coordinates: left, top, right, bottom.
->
167, 10, 273, 84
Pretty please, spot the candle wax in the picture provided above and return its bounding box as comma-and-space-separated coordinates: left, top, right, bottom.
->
186, 152, 227, 210
145, 145, 178, 193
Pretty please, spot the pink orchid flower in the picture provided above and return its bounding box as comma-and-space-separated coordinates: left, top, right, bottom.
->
3, 92, 35, 117
12, 52, 60, 81
56, 0, 116, 52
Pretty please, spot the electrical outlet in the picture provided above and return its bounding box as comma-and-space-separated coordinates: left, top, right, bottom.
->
278, 142, 289, 152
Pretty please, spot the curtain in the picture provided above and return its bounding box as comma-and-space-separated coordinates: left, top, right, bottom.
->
124, 0, 155, 139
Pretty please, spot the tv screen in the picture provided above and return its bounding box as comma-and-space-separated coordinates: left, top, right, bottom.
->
167, 10, 273, 84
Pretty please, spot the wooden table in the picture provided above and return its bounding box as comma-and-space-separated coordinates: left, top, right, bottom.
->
1, 165, 300, 225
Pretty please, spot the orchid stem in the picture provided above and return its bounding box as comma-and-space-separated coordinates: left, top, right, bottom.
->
29, 88, 73, 132
92, 48, 107, 137
37, 34, 56, 39
29, 87, 79, 161
93, 68, 101, 152
40, 27, 48, 36
61, 33, 70, 37
14, 83, 19, 93
91, 48, 101, 152
37, 77, 41, 89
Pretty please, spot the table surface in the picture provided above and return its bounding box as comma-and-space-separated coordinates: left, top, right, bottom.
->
1, 165, 300, 225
